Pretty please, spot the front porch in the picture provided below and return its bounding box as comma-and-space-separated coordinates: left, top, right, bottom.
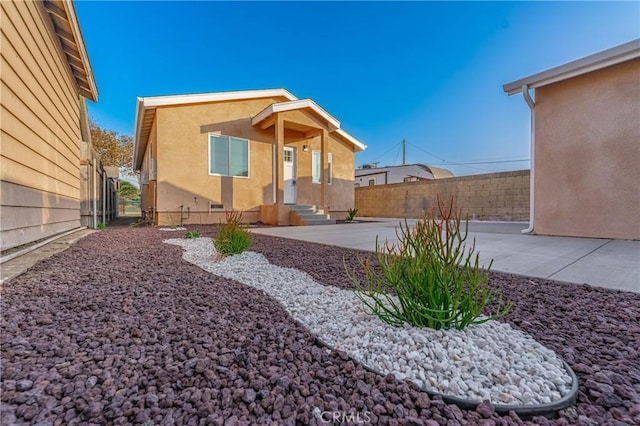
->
252, 99, 341, 226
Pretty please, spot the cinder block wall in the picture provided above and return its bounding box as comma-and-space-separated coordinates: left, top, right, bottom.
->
355, 170, 530, 221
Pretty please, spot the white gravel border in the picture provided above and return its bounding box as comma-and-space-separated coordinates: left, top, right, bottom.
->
165, 237, 573, 406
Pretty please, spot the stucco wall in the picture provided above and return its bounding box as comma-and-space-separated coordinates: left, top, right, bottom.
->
140, 119, 157, 219
534, 59, 640, 240
355, 170, 530, 221
148, 98, 356, 225
1, 1, 82, 250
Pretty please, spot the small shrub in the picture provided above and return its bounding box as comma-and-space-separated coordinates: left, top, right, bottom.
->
214, 210, 252, 256
346, 208, 359, 221
185, 230, 201, 239
346, 195, 511, 330
97, 222, 106, 230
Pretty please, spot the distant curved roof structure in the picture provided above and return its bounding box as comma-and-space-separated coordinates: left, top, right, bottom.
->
415, 164, 454, 179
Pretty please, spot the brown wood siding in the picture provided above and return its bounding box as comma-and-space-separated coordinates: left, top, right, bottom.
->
0, 1, 83, 250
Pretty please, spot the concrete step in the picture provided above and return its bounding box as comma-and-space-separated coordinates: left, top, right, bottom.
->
289, 205, 335, 225
297, 213, 333, 221
301, 217, 336, 225
289, 204, 321, 213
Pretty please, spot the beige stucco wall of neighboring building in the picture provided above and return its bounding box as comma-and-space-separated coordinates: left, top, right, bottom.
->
534, 59, 640, 239
1, 0, 83, 250
147, 98, 356, 225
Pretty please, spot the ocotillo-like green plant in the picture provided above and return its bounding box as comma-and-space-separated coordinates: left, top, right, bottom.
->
346, 195, 511, 330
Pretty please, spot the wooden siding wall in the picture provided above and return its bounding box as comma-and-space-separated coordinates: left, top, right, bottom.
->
1, 0, 82, 251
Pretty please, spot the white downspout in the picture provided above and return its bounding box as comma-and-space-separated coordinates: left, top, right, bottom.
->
522, 84, 535, 234
102, 170, 107, 225
92, 162, 97, 229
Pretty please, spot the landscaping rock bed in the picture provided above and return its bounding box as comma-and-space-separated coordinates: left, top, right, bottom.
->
1, 225, 639, 425
165, 237, 575, 410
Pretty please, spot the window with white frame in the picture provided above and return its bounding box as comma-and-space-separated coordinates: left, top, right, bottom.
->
312, 151, 321, 184
209, 134, 249, 177
312, 151, 332, 184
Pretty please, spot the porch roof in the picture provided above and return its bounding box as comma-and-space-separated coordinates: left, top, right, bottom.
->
251, 99, 366, 152
252, 99, 340, 130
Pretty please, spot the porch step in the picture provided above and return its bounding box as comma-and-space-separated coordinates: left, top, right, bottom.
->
289, 204, 336, 225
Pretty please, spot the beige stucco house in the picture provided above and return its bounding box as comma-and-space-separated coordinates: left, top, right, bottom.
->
133, 89, 366, 226
504, 39, 639, 240
0, 0, 110, 252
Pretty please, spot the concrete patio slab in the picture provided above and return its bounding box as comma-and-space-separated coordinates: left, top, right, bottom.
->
252, 219, 640, 293
551, 240, 640, 293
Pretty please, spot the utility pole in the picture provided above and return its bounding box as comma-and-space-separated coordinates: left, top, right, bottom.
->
402, 139, 407, 165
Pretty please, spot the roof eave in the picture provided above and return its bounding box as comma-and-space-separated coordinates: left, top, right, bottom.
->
45, 0, 98, 101
335, 128, 366, 152
141, 88, 297, 108
133, 97, 146, 171
503, 38, 640, 95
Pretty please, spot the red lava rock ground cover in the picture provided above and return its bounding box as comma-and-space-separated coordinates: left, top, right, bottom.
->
1, 224, 639, 425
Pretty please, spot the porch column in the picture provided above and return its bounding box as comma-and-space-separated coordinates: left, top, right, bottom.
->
320, 128, 328, 212
275, 113, 285, 206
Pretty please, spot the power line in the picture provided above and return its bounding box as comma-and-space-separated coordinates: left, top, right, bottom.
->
368, 140, 403, 163
452, 164, 494, 173
365, 139, 530, 172
441, 159, 530, 165
407, 141, 529, 166
407, 142, 447, 162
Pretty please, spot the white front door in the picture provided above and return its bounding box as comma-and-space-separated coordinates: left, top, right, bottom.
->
283, 147, 296, 204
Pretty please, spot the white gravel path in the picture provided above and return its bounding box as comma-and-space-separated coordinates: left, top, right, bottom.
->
165, 237, 573, 406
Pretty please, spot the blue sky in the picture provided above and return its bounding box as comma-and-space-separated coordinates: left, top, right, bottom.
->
76, 1, 639, 176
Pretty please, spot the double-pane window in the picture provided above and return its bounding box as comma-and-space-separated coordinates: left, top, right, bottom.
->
209, 134, 249, 177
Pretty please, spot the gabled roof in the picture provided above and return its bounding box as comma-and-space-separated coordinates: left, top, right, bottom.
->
134, 89, 365, 169
252, 99, 341, 130
503, 39, 640, 95
43, 0, 97, 101
251, 99, 366, 151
